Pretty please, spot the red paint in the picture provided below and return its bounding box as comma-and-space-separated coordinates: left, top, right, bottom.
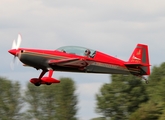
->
8, 49, 18, 56
8, 43, 150, 86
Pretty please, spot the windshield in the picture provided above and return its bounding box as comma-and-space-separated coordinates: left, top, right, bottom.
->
56, 46, 96, 57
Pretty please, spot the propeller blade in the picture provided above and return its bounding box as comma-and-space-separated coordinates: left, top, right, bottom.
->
10, 34, 22, 70
11, 34, 22, 49
16, 34, 21, 49
12, 40, 17, 49
10, 56, 16, 70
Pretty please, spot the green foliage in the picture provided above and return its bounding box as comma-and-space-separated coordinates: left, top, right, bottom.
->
158, 108, 165, 120
148, 62, 165, 83
129, 101, 162, 120
95, 63, 165, 119
127, 62, 165, 120
23, 77, 78, 120
23, 83, 57, 120
4, 62, 165, 120
96, 75, 148, 120
0, 77, 22, 120
54, 77, 78, 120
91, 117, 106, 120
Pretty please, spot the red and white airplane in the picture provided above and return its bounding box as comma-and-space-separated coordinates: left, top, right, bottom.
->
8, 34, 150, 86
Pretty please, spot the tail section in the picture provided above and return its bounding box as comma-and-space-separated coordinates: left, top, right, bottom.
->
129, 44, 149, 65
125, 44, 150, 75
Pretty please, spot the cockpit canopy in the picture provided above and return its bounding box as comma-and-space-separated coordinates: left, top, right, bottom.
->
56, 46, 96, 57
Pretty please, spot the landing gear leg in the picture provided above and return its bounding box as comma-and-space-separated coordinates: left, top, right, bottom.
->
41, 69, 60, 84
36, 70, 54, 86
45, 69, 53, 85
35, 70, 47, 86
39, 70, 47, 79
30, 70, 47, 86
48, 69, 53, 78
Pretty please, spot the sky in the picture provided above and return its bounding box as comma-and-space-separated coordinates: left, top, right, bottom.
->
1, 0, 165, 119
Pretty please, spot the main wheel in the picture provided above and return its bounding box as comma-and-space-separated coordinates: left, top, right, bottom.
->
34, 82, 41, 86
46, 83, 52, 85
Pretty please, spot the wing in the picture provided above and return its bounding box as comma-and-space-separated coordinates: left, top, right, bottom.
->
48, 58, 90, 67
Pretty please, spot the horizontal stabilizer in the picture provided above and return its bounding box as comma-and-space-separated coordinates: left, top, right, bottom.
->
124, 63, 150, 67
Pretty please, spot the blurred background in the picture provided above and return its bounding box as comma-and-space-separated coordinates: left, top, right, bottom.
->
1, 0, 165, 119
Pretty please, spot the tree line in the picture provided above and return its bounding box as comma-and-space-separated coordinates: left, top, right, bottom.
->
0, 77, 78, 120
1, 62, 165, 120
93, 62, 165, 120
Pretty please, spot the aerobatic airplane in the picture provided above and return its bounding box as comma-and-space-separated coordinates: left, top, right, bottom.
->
8, 34, 150, 86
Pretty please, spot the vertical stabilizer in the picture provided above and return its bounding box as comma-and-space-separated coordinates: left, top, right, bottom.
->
128, 44, 150, 75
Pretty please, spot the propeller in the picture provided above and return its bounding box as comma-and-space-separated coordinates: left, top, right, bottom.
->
9, 34, 22, 69
12, 34, 22, 49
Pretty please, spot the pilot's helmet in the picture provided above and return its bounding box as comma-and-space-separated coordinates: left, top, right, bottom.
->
85, 49, 91, 55
61, 49, 66, 53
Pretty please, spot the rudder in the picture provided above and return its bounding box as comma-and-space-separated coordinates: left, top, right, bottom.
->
128, 44, 150, 75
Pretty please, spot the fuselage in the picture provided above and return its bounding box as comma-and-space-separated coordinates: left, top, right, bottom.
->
8, 35, 150, 85
16, 47, 131, 75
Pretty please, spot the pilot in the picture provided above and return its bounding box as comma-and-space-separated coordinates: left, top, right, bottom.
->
85, 49, 91, 57
61, 49, 66, 53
